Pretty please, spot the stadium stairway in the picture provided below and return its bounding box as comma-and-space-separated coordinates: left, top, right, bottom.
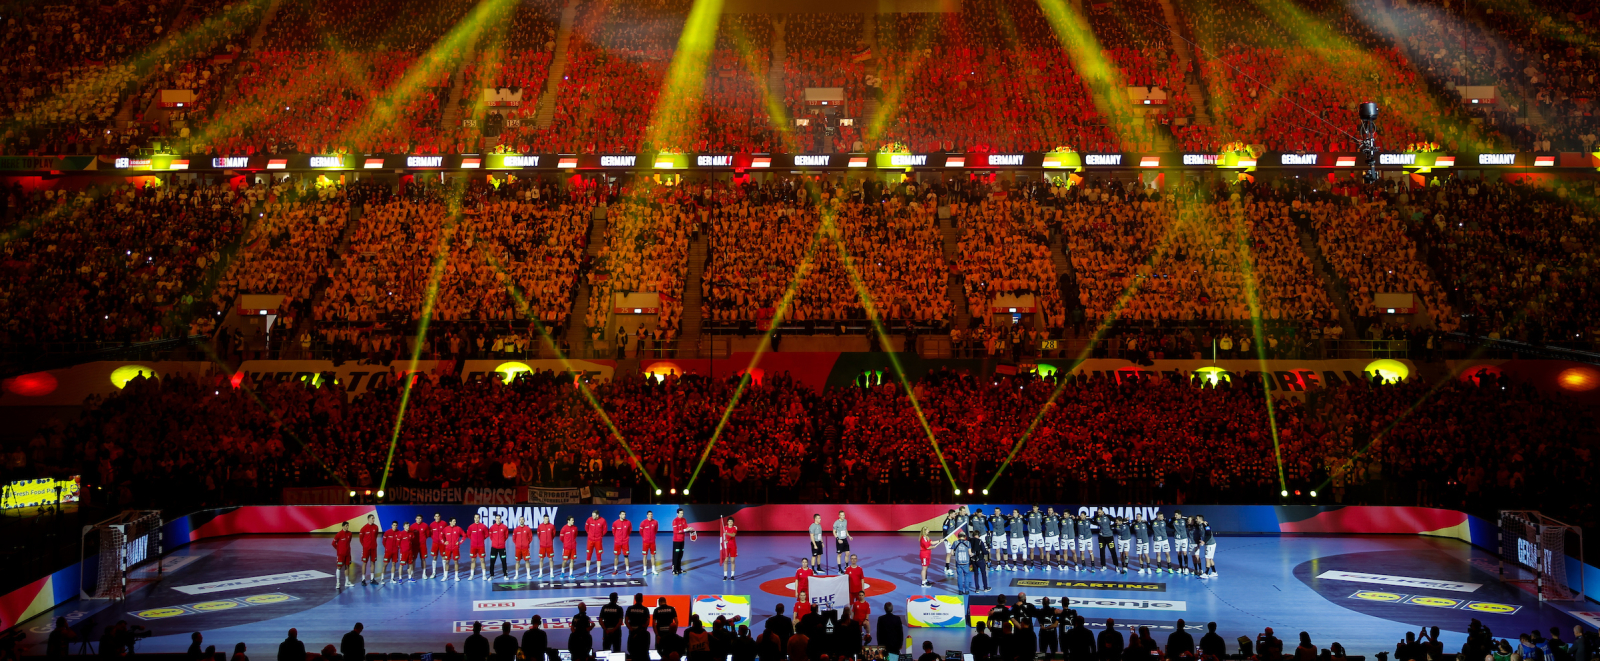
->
1155, 0, 1211, 129
536, 0, 581, 130
768, 16, 786, 115
1048, 233, 1080, 332
676, 232, 708, 359
562, 204, 609, 358
939, 211, 971, 331
1291, 214, 1359, 339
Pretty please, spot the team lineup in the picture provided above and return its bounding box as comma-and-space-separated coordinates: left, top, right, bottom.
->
322, 506, 1217, 593
920, 506, 1220, 594
327, 509, 740, 588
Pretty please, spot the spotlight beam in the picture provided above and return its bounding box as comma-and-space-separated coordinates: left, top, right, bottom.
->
378, 203, 461, 493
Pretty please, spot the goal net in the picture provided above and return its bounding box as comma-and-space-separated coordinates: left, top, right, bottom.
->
1499, 510, 1584, 602
81, 510, 163, 600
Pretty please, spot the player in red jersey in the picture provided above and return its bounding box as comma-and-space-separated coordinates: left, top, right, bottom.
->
410, 515, 430, 578
793, 592, 812, 619
851, 591, 871, 631
430, 513, 449, 579
918, 528, 934, 586
584, 511, 607, 576
535, 515, 556, 578
671, 509, 689, 575
513, 516, 536, 579
488, 514, 510, 579
332, 521, 354, 591
611, 512, 633, 576
560, 516, 579, 577
640, 511, 660, 575
466, 514, 490, 580
397, 522, 416, 582
381, 521, 402, 584
795, 559, 814, 597
720, 517, 738, 580
441, 517, 464, 581
846, 554, 866, 597
359, 514, 381, 586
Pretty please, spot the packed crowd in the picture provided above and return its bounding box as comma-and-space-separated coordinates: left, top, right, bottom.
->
0, 182, 248, 347
1406, 178, 1600, 345
702, 178, 951, 328
18, 347, 1590, 526
1062, 181, 1334, 324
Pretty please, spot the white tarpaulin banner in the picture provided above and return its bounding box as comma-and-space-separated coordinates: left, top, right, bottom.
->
806, 575, 850, 611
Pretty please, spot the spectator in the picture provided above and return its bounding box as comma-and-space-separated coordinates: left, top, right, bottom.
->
341, 623, 366, 661
466, 622, 491, 661
1167, 620, 1195, 659
878, 603, 905, 655
278, 629, 306, 661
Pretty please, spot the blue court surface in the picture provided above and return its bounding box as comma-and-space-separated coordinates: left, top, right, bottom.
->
16, 533, 1595, 657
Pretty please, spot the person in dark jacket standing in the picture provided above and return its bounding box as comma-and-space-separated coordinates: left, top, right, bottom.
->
600, 593, 625, 654
1064, 617, 1095, 661
570, 604, 595, 661
494, 622, 520, 661
970, 622, 994, 661
341, 624, 366, 661
766, 604, 794, 654
521, 616, 551, 661
1166, 620, 1195, 659
465, 622, 491, 661
1097, 619, 1124, 661
1199, 622, 1226, 658
626, 594, 653, 661
877, 603, 905, 655
278, 629, 306, 661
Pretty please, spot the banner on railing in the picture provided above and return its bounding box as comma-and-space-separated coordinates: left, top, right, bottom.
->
527, 487, 584, 504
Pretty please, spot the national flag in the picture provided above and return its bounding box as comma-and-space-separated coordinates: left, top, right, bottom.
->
852, 46, 873, 62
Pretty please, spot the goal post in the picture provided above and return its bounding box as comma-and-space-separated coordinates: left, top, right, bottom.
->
1498, 510, 1584, 602
80, 510, 163, 600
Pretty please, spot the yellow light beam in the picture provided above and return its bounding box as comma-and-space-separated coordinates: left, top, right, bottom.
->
644, 0, 726, 152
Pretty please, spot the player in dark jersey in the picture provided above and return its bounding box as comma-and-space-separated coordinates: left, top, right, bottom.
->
1093, 508, 1114, 571
990, 510, 1010, 571
1185, 515, 1202, 576
1007, 509, 1026, 571
1131, 514, 1151, 574
1042, 508, 1061, 571
1150, 512, 1170, 574
1074, 513, 1094, 571
1171, 511, 1190, 575
1025, 506, 1044, 570
1197, 516, 1216, 578
1112, 517, 1132, 575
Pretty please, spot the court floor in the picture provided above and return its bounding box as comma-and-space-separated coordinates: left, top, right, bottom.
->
15, 533, 1594, 658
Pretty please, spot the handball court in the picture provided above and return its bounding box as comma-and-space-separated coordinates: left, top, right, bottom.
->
17, 532, 1597, 657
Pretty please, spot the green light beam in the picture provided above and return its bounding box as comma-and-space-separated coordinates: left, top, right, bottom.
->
378, 202, 461, 493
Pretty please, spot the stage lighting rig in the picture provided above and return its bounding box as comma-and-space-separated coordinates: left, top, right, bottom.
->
1358, 102, 1380, 184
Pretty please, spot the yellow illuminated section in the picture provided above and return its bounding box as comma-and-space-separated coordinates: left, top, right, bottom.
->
110, 365, 159, 389
1364, 359, 1410, 384
495, 361, 533, 382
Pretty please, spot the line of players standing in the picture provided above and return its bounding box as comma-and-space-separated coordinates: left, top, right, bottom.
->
329, 509, 718, 590
928, 506, 1219, 594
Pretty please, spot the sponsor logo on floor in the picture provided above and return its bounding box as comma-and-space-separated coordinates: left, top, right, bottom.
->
173, 570, 333, 595
1346, 591, 1519, 614
1064, 598, 1187, 612
475, 597, 616, 611
132, 593, 300, 620
1571, 612, 1600, 629
1317, 570, 1482, 593
1010, 579, 1166, 592
493, 578, 646, 592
